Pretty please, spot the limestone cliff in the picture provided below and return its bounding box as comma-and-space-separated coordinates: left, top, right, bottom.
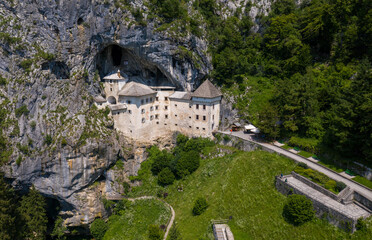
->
0, 0, 270, 227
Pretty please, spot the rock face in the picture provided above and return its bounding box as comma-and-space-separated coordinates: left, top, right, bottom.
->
0, 0, 270, 227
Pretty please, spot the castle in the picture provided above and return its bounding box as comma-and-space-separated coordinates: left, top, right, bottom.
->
94, 70, 222, 140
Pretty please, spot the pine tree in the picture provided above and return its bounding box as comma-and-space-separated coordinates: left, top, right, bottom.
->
0, 174, 17, 240
18, 186, 48, 240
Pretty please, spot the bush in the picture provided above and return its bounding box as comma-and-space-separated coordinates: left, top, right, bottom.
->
0, 74, 7, 85
148, 224, 163, 240
44, 134, 53, 145
288, 136, 318, 153
336, 181, 347, 192
176, 151, 200, 178
15, 105, 29, 118
283, 194, 314, 225
30, 121, 36, 129
61, 137, 67, 146
223, 135, 231, 141
114, 199, 131, 215
150, 147, 173, 175
158, 167, 175, 186
356, 218, 367, 231
20, 59, 33, 73
192, 197, 208, 216
297, 162, 308, 169
324, 180, 337, 191
90, 218, 107, 240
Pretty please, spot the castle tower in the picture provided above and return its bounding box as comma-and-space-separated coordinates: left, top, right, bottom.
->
103, 70, 128, 104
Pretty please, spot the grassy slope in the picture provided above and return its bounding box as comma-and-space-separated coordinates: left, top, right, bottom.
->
128, 148, 371, 239
103, 199, 171, 240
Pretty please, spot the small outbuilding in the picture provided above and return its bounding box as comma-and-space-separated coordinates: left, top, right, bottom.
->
244, 124, 260, 133
231, 122, 241, 131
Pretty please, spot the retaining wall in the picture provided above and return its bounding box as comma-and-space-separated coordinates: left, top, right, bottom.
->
276, 176, 357, 232
215, 133, 275, 153
354, 192, 372, 211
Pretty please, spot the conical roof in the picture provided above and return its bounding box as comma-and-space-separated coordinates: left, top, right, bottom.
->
118, 81, 156, 97
191, 80, 222, 98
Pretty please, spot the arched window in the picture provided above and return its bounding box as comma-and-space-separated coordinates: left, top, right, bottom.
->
107, 96, 116, 104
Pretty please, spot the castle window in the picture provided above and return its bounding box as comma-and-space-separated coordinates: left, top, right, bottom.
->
196, 104, 199, 109
202, 128, 205, 131
175, 104, 177, 107
141, 109, 145, 114
189, 126, 191, 128
110, 80, 113, 83
141, 99, 144, 104
164, 123, 167, 125
127, 100, 131, 104
175, 124, 178, 126
150, 115, 154, 120
110, 88, 112, 91
156, 97, 159, 101
189, 116, 191, 119
203, 105, 206, 110
203, 116, 206, 121
196, 127, 199, 130
165, 114, 168, 119
128, 110, 132, 114
155, 114, 159, 119
142, 118, 145, 123
213, 115, 214, 120
189, 105, 192, 108
165, 106, 168, 110
150, 106, 154, 111
155, 105, 159, 110
196, 115, 199, 120
150, 97, 153, 102
213, 104, 215, 109
156, 121, 159, 124
175, 114, 177, 117
146, 98, 149, 103
165, 97, 168, 101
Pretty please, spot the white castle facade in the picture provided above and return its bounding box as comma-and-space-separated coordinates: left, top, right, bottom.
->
94, 70, 222, 141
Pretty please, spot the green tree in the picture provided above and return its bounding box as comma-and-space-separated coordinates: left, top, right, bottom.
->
192, 197, 208, 216
0, 174, 17, 240
176, 151, 200, 178
90, 218, 107, 240
283, 194, 315, 225
158, 167, 175, 186
148, 224, 163, 240
51, 217, 67, 240
18, 186, 48, 240
151, 149, 173, 175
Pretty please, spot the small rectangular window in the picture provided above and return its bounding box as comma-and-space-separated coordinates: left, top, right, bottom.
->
189, 105, 192, 108
150, 115, 154, 120
175, 124, 178, 126
175, 104, 177, 107
156, 121, 159, 124
127, 100, 131, 104
196, 127, 199, 130
110, 80, 113, 83
203, 116, 206, 121
141, 99, 144, 104
155, 105, 159, 110
150, 106, 154, 111
203, 105, 206, 110
156, 97, 159, 101
189, 116, 191, 119
155, 114, 159, 119
189, 126, 192, 128
196, 115, 199, 120
128, 110, 132, 114
165, 114, 168, 119
165, 97, 168, 101
202, 128, 205, 131
175, 114, 177, 117
146, 98, 149, 103
141, 109, 145, 114
110, 88, 112, 91
165, 106, 168, 110
150, 97, 153, 102
142, 118, 145, 123
196, 104, 199, 109
213, 104, 215, 109
213, 115, 214, 120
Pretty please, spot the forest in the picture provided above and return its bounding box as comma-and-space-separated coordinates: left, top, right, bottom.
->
198, 0, 371, 166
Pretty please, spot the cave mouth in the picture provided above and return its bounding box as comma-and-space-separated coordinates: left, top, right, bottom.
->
95, 44, 180, 89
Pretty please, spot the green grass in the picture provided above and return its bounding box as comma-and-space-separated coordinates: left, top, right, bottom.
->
130, 147, 372, 239
282, 144, 292, 150
298, 151, 313, 158
103, 199, 171, 240
353, 176, 372, 190
317, 161, 345, 173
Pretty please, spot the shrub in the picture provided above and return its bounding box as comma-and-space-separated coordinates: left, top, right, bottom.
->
283, 194, 314, 225
223, 135, 231, 141
20, 59, 33, 73
297, 162, 308, 169
90, 218, 107, 240
158, 167, 175, 186
44, 134, 53, 145
336, 181, 347, 192
61, 137, 67, 147
192, 197, 208, 215
288, 136, 318, 153
114, 199, 131, 216
30, 121, 36, 129
123, 181, 130, 194
16, 156, 23, 166
176, 151, 200, 178
148, 224, 163, 240
0, 74, 7, 85
356, 218, 367, 231
15, 105, 29, 118
150, 147, 173, 175
324, 180, 337, 191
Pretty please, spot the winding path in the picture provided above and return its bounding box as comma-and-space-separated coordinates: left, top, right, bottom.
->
220, 131, 372, 200
109, 195, 175, 240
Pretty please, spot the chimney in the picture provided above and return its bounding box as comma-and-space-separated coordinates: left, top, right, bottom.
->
117, 69, 121, 78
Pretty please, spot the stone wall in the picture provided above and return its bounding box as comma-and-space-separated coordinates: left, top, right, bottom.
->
216, 133, 275, 153
291, 172, 339, 201
354, 192, 372, 211
275, 176, 358, 232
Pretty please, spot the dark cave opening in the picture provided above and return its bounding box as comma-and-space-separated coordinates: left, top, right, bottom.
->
77, 17, 84, 25
111, 45, 122, 66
